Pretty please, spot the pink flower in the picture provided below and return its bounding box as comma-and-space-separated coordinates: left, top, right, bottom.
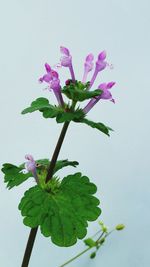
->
82, 53, 94, 83
60, 46, 75, 82
39, 63, 64, 106
83, 82, 116, 114
25, 154, 39, 184
98, 82, 115, 101
88, 50, 107, 90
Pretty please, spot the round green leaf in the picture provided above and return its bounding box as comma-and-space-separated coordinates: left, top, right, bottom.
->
18, 172, 101, 247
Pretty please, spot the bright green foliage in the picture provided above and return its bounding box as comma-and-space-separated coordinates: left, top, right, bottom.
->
53, 159, 79, 173
21, 95, 113, 137
21, 97, 60, 117
62, 81, 102, 102
21, 97, 85, 123
35, 159, 79, 189
1, 164, 31, 189
18, 172, 101, 247
84, 238, 97, 248
77, 118, 112, 136
56, 109, 84, 123
1, 159, 79, 189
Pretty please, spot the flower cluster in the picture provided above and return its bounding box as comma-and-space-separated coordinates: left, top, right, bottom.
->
39, 46, 115, 114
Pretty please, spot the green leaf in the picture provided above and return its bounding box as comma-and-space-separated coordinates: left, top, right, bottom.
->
21, 97, 61, 118
54, 159, 79, 173
62, 81, 102, 102
56, 109, 84, 123
84, 238, 96, 248
19, 172, 101, 247
21, 97, 85, 123
1, 164, 32, 189
78, 118, 113, 136
1, 159, 79, 189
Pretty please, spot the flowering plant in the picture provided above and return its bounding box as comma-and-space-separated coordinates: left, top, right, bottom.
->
1, 46, 124, 267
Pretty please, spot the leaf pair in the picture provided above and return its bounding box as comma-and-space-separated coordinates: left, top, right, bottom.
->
22, 97, 84, 123
22, 98, 112, 136
1, 159, 79, 189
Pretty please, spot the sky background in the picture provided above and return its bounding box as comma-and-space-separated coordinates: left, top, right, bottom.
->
0, 0, 150, 266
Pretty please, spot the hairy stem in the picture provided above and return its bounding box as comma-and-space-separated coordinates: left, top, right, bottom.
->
21, 121, 70, 267
45, 121, 70, 183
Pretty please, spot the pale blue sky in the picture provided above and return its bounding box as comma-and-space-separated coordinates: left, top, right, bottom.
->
0, 0, 150, 266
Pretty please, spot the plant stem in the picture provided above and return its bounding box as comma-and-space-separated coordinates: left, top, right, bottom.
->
21, 121, 70, 267
21, 228, 38, 267
59, 231, 112, 267
46, 121, 70, 183
59, 247, 91, 267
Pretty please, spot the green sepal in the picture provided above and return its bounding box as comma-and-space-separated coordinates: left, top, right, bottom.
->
62, 81, 102, 102
90, 252, 96, 259
56, 109, 84, 123
77, 118, 113, 136
1, 159, 79, 189
19, 172, 101, 247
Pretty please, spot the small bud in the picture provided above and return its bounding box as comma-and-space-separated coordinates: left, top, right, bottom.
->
102, 226, 108, 233
84, 238, 96, 248
90, 252, 96, 259
99, 237, 105, 244
107, 81, 116, 89
116, 224, 125, 231
65, 79, 72, 86
25, 154, 34, 161
98, 50, 106, 61
60, 46, 70, 56
98, 221, 108, 232
45, 63, 51, 73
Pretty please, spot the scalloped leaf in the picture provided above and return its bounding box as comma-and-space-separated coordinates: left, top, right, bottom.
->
21, 97, 84, 123
18, 172, 101, 247
21, 97, 62, 117
78, 118, 113, 136
1, 164, 31, 189
1, 159, 79, 189
62, 81, 102, 102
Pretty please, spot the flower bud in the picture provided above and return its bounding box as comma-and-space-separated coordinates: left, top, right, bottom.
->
116, 224, 125, 231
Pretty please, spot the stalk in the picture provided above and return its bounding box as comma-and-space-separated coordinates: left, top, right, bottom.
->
21, 121, 70, 267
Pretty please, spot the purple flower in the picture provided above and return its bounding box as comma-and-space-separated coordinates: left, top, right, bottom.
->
82, 53, 94, 83
89, 50, 107, 90
25, 154, 39, 184
39, 63, 64, 106
50, 78, 64, 106
83, 81, 115, 114
60, 46, 75, 82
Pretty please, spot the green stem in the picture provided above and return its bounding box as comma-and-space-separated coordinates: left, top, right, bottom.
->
21, 121, 70, 267
59, 247, 91, 267
59, 230, 113, 267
